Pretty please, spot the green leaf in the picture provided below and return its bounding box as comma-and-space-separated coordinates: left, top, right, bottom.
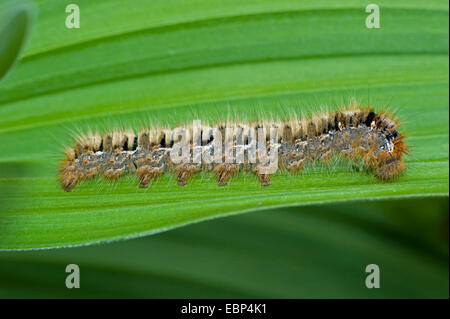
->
0, 0, 448, 250
0, 197, 448, 298
0, 0, 35, 81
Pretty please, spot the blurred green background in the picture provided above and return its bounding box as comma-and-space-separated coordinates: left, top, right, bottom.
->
0, 197, 448, 298
0, 0, 448, 298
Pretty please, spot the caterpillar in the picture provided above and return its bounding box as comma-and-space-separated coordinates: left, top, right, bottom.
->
59, 106, 407, 192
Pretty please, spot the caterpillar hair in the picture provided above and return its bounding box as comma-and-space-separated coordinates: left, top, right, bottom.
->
59, 106, 407, 192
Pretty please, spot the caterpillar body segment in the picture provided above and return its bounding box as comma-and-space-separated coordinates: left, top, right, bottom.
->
60, 107, 407, 192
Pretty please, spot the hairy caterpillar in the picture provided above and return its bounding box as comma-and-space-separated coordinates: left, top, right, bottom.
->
60, 106, 407, 192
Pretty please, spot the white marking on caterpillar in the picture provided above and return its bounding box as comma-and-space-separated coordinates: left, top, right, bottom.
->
59, 107, 407, 191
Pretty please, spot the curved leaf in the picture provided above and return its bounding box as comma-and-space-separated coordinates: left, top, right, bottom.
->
0, 0, 34, 81
0, 0, 448, 250
0, 197, 448, 298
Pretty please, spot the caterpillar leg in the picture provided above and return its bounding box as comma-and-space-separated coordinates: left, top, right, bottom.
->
136, 165, 164, 188
253, 164, 273, 186
60, 161, 82, 192
214, 163, 240, 186
60, 149, 102, 192
134, 147, 167, 188
173, 163, 201, 186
